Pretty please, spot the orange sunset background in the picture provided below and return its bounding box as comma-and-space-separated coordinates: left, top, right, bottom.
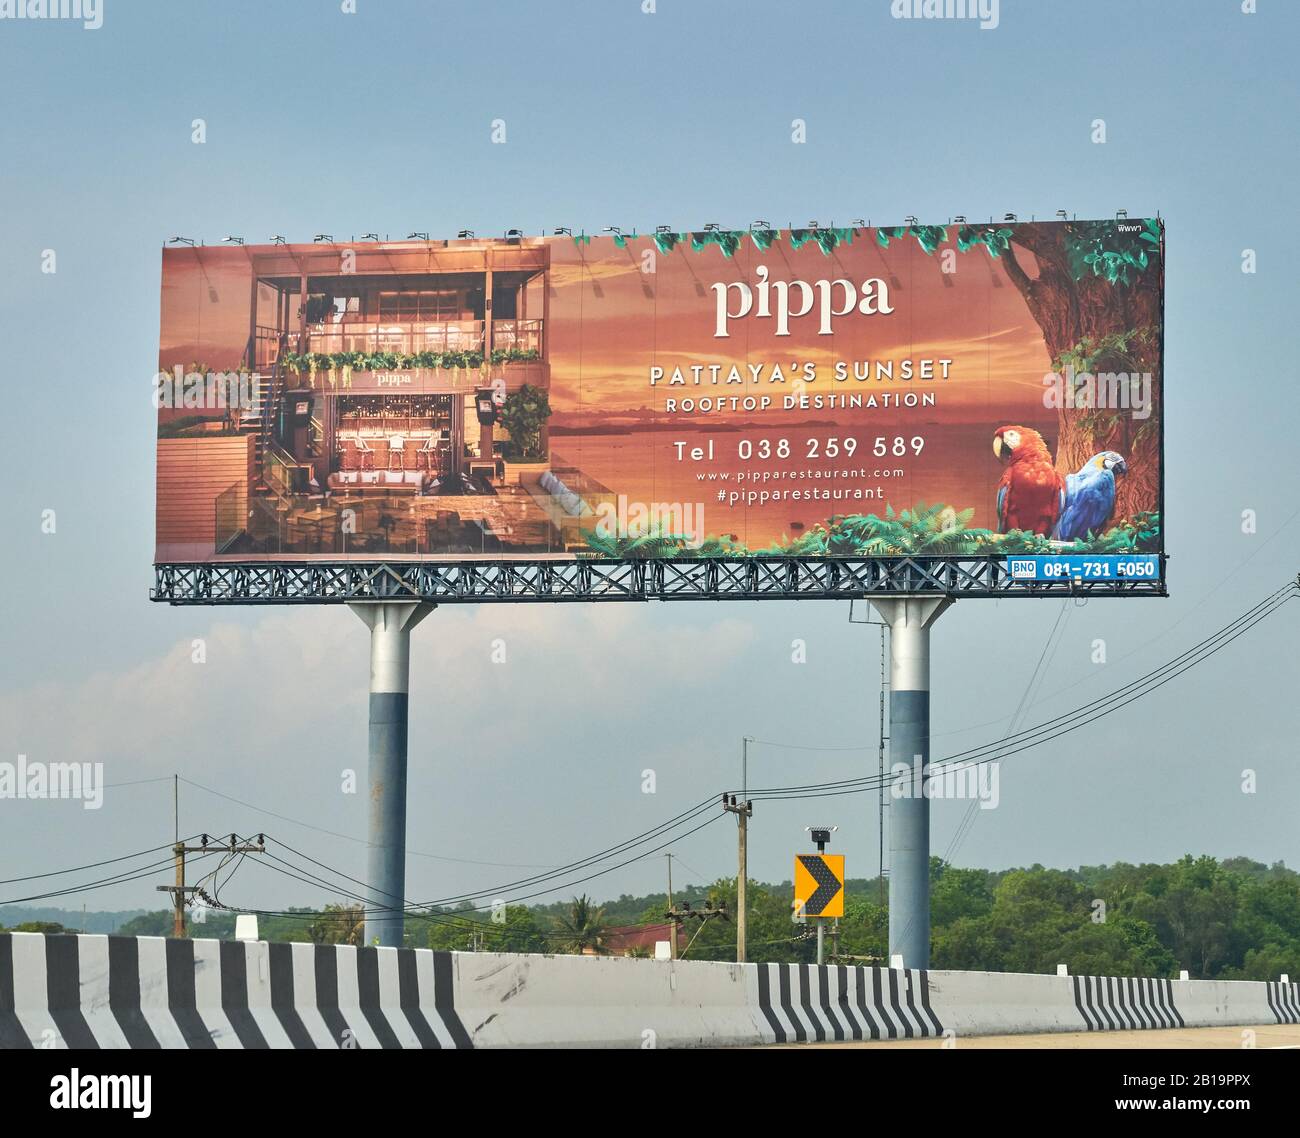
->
544, 231, 1058, 549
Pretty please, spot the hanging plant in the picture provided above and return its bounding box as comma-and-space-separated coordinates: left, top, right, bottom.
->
304, 295, 334, 324
955, 224, 1013, 259
875, 225, 949, 255
1064, 219, 1160, 285
790, 227, 853, 255
653, 231, 685, 255
689, 230, 745, 258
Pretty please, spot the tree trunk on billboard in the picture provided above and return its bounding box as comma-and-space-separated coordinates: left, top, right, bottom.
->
1001, 228, 1162, 524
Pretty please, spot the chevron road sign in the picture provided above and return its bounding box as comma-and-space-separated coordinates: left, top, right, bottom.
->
794, 854, 845, 918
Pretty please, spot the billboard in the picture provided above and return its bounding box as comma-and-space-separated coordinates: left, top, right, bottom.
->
155, 220, 1163, 578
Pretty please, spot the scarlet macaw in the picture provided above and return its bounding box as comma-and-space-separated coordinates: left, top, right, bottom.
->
993, 425, 1065, 535
1053, 451, 1127, 541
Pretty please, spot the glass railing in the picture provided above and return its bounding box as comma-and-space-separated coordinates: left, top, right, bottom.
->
214, 482, 245, 553
491, 319, 543, 356
253, 326, 287, 369
300, 319, 543, 360
306, 321, 485, 358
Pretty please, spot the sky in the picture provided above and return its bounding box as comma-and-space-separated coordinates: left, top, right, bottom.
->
1, 0, 1298, 924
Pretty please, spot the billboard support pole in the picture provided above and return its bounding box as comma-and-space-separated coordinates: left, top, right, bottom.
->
868, 596, 952, 969
350, 600, 435, 947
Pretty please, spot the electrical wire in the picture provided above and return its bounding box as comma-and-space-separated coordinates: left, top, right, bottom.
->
14, 580, 1290, 936
176, 578, 1297, 933
944, 598, 1071, 860
207, 809, 727, 932
175, 776, 559, 870
741, 581, 1296, 802
0, 838, 200, 886
0, 850, 224, 908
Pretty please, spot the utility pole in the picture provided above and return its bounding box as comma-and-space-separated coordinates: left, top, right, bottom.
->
722, 735, 755, 963
722, 789, 752, 962
157, 831, 267, 938
157, 774, 194, 939
664, 899, 729, 961
664, 852, 677, 960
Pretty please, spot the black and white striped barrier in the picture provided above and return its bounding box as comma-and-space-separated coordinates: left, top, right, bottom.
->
751, 964, 942, 1043
1072, 974, 1184, 1031
1265, 980, 1300, 1024
0, 933, 469, 1049
2, 933, 1296, 1048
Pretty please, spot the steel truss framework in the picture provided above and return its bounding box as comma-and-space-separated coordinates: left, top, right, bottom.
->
153, 556, 1168, 604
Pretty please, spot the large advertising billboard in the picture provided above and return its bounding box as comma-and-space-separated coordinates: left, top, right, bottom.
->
155, 220, 1163, 577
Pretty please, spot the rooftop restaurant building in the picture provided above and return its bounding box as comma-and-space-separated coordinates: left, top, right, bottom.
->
155, 237, 592, 561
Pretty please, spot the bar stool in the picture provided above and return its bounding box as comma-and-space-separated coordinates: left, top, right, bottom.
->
355, 437, 375, 471
387, 435, 406, 470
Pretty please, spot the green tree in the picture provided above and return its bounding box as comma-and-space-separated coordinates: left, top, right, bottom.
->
498, 383, 552, 460
117, 911, 173, 938
877, 219, 1163, 521
307, 903, 366, 947
552, 894, 611, 955
931, 862, 995, 926
482, 905, 548, 954
1133, 856, 1241, 978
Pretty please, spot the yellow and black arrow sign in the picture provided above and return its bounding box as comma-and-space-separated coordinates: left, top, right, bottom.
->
794, 853, 845, 918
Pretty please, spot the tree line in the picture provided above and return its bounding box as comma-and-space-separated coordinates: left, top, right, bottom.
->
6, 855, 1296, 980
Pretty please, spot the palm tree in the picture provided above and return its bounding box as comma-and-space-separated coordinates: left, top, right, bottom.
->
307, 902, 366, 946
552, 894, 610, 955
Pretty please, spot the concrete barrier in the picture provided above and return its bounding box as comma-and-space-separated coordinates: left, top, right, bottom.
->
455, 952, 760, 1048
928, 968, 1085, 1036
1263, 979, 1300, 1025
1, 932, 1295, 1048
0, 932, 469, 1050
1072, 974, 1183, 1030
748, 963, 941, 1044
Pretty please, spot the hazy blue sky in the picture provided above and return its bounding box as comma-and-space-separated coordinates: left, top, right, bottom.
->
1, 0, 1297, 922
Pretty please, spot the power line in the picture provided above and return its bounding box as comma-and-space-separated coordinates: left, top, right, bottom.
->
197, 839, 689, 950
13, 579, 1291, 935
0, 849, 225, 908
0, 839, 197, 886
400, 796, 722, 910
944, 598, 1071, 861
741, 580, 1296, 803
175, 777, 559, 870
204, 808, 727, 933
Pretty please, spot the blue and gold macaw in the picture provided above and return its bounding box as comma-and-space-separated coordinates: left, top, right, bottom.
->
1053, 451, 1128, 541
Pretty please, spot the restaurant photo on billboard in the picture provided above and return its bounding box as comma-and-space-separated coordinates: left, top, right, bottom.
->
154, 219, 1164, 566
